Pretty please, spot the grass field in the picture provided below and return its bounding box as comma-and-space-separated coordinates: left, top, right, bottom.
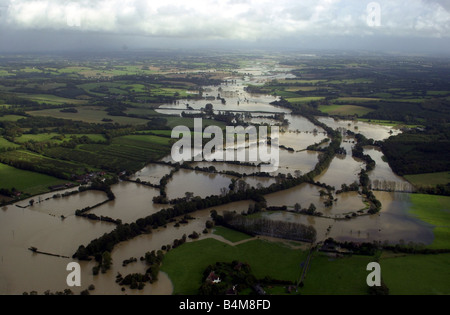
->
381, 253, 450, 295
409, 194, 450, 249
19, 94, 87, 105
0, 115, 26, 122
405, 172, 450, 187
161, 238, 307, 295
337, 97, 380, 103
0, 150, 90, 177
27, 107, 149, 125
0, 163, 69, 196
318, 104, 374, 116
286, 97, 325, 104
299, 253, 375, 295
213, 226, 253, 243
0, 137, 20, 150
14, 133, 106, 144
45, 134, 172, 172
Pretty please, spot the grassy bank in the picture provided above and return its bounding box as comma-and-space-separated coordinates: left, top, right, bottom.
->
409, 194, 450, 249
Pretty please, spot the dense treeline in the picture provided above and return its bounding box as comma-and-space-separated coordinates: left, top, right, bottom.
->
381, 124, 450, 176
217, 211, 317, 243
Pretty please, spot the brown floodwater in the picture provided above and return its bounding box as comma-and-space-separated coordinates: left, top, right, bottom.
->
261, 191, 434, 245
317, 117, 401, 141
264, 183, 366, 217
314, 137, 365, 188
88, 181, 164, 224
0, 202, 116, 295
364, 146, 414, 192
131, 164, 174, 185
165, 169, 233, 200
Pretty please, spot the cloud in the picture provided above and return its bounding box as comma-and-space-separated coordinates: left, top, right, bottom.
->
1, 0, 449, 40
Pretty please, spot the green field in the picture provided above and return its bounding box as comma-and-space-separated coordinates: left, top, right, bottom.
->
45, 134, 172, 172
0, 137, 20, 150
409, 194, 450, 249
381, 253, 450, 295
27, 107, 149, 125
19, 94, 87, 105
0, 115, 26, 122
337, 97, 380, 103
213, 226, 253, 243
299, 253, 375, 295
0, 150, 90, 178
0, 163, 69, 196
318, 104, 374, 116
405, 172, 450, 187
286, 97, 325, 104
14, 133, 106, 144
161, 238, 307, 295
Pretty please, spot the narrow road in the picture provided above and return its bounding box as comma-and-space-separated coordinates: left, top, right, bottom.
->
298, 245, 315, 287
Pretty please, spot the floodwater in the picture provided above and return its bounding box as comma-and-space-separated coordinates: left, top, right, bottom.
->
24, 190, 108, 218
0, 202, 115, 295
166, 169, 233, 200
314, 136, 365, 188
261, 191, 434, 245
88, 181, 164, 224
364, 146, 414, 192
131, 164, 174, 185
0, 62, 432, 295
265, 183, 366, 217
317, 117, 401, 141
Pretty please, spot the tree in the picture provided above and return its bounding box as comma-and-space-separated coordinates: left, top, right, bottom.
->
29, 199, 35, 206
307, 203, 316, 215
294, 203, 301, 212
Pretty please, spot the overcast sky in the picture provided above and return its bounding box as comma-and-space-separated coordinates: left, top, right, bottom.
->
0, 0, 449, 54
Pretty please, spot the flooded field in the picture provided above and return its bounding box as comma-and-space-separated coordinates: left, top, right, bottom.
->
317, 117, 401, 141
131, 164, 174, 185
88, 181, 164, 224
166, 169, 233, 200
0, 203, 115, 294
261, 191, 434, 245
314, 137, 365, 188
1, 61, 433, 296
264, 183, 366, 217
364, 146, 414, 192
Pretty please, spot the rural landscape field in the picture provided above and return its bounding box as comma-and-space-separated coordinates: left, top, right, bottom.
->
0, 50, 449, 296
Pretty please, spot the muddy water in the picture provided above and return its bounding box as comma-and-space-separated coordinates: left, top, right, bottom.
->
364, 146, 414, 192
264, 183, 366, 217
314, 137, 365, 188
166, 169, 233, 200
317, 117, 401, 141
88, 181, 164, 224
0, 203, 116, 295
156, 81, 291, 115
262, 191, 433, 245
329, 192, 434, 244
23, 190, 108, 218
131, 164, 174, 185
279, 131, 328, 151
